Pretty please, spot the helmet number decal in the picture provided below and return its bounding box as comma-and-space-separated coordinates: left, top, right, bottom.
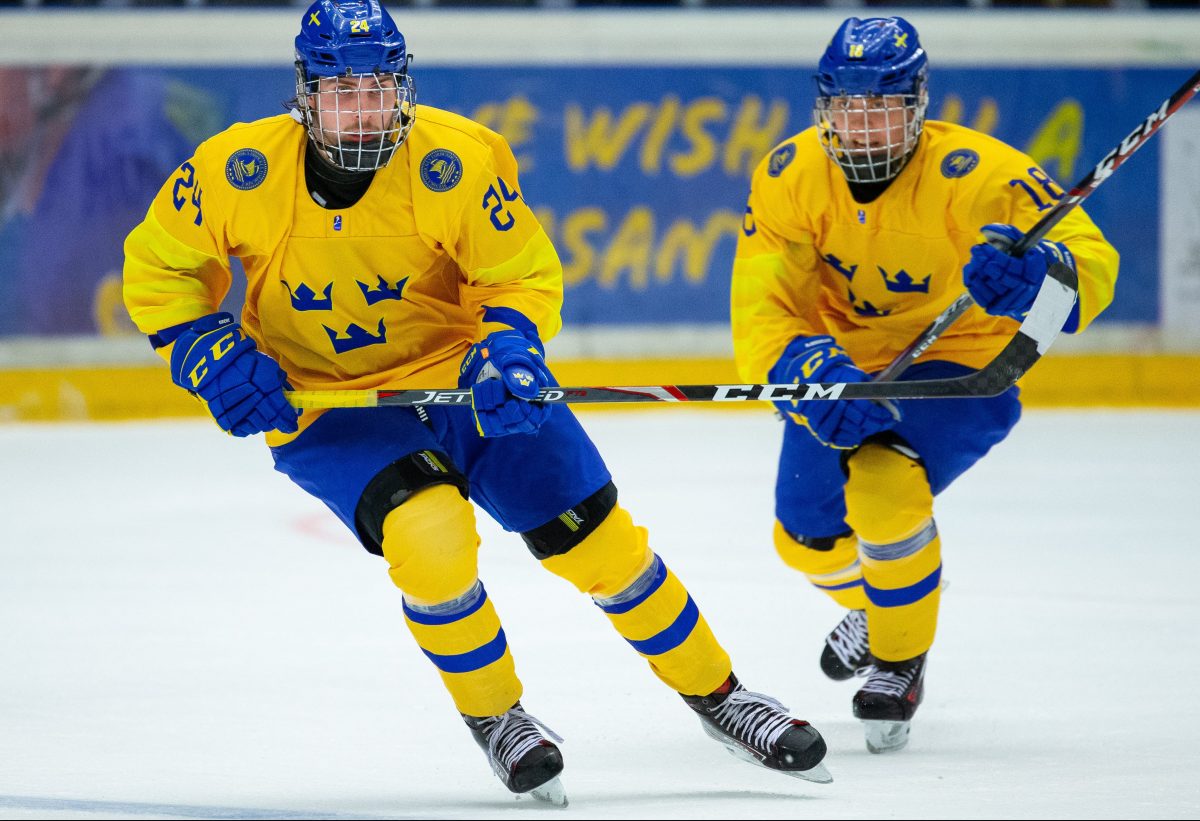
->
350, 20, 369, 33
170, 162, 204, 227
1009, 166, 1065, 212
482, 177, 521, 232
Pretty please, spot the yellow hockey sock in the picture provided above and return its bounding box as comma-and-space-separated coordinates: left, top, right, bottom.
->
383, 484, 520, 717
541, 504, 731, 697
844, 443, 942, 662
403, 582, 521, 718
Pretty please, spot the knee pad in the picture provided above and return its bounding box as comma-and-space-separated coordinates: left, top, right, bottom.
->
538, 500, 654, 599
355, 449, 470, 556
521, 481, 618, 560
844, 441, 933, 546
773, 523, 856, 575
381, 483, 480, 604
774, 522, 866, 609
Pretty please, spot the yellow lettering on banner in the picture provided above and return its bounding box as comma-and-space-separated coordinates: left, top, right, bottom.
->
972, 98, 999, 135
938, 96, 963, 124
543, 206, 741, 289
472, 96, 540, 171
657, 210, 742, 284
669, 97, 726, 177
560, 207, 607, 286
640, 95, 682, 174
565, 102, 653, 171
1025, 99, 1084, 181
600, 207, 655, 290
936, 95, 998, 134
724, 96, 790, 178
93, 272, 139, 336
563, 94, 794, 179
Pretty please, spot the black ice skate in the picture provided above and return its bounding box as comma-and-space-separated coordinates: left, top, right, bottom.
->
463, 703, 567, 806
852, 653, 927, 754
683, 674, 832, 784
820, 608, 870, 681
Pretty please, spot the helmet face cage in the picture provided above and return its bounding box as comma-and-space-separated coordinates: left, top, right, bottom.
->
295, 65, 415, 172
813, 16, 929, 184
814, 88, 927, 183
293, 0, 414, 172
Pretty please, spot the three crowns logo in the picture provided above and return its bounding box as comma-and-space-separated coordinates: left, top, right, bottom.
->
286, 282, 334, 311
358, 276, 408, 306
848, 288, 892, 318
879, 266, 931, 294
323, 318, 388, 354
822, 253, 858, 282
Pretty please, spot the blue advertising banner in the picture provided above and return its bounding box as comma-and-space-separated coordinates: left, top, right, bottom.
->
0, 64, 1180, 338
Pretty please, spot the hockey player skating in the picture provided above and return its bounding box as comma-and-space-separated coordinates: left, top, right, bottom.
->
731, 17, 1118, 753
123, 0, 830, 803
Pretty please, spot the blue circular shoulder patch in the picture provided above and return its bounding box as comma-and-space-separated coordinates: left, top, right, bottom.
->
941, 148, 980, 179
767, 143, 796, 178
225, 148, 268, 190
420, 149, 464, 192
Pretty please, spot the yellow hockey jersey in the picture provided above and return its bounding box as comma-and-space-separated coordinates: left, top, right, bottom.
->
731, 120, 1119, 383
124, 106, 562, 445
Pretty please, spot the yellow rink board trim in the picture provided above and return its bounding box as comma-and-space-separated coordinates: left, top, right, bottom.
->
1, 355, 1199, 422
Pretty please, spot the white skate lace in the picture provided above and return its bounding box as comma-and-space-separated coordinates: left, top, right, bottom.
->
858, 664, 919, 699
827, 609, 869, 669
711, 688, 795, 752
480, 706, 564, 779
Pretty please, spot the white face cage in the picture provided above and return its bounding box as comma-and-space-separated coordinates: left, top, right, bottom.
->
813, 92, 927, 184
295, 69, 416, 172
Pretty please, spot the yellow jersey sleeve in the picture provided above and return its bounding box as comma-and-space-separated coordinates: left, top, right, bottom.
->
731, 145, 824, 384
958, 153, 1118, 334
123, 147, 233, 362
419, 127, 564, 344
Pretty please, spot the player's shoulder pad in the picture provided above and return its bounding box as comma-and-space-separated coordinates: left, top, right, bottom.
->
191, 113, 303, 197
923, 120, 1037, 184
406, 105, 506, 194
753, 128, 823, 183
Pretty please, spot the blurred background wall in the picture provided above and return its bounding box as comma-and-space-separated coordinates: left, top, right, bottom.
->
1, 5, 1198, 420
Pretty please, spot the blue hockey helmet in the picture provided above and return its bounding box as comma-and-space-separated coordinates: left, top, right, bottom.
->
295, 0, 408, 81
816, 16, 927, 99
293, 0, 415, 172
812, 17, 929, 184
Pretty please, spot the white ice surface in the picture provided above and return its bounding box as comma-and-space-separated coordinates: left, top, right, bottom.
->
2, 410, 1198, 819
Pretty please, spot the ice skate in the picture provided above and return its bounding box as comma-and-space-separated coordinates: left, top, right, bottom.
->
683, 674, 832, 784
852, 653, 926, 754
464, 703, 567, 806
820, 608, 870, 681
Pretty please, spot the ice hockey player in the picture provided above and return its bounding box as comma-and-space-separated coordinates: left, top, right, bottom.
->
731, 16, 1118, 753
123, 0, 831, 803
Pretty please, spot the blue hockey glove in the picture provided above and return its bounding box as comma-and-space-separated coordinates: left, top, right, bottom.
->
768, 335, 899, 450
962, 223, 1075, 320
169, 312, 300, 437
458, 308, 556, 438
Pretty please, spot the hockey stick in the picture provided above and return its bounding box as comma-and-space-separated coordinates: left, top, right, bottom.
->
285, 260, 1076, 410
872, 66, 1200, 384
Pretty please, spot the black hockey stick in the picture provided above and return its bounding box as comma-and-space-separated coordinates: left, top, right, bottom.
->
285, 261, 1077, 410
872, 66, 1200, 384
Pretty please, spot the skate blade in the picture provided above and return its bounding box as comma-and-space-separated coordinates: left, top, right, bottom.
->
528, 776, 568, 807
862, 719, 911, 754
784, 760, 833, 784
702, 722, 833, 784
